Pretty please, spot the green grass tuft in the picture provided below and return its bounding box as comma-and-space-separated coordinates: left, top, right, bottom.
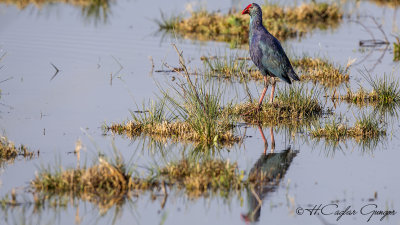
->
341, 73, 400, 108
227, 84, 323, 126
311, 113, 386, 141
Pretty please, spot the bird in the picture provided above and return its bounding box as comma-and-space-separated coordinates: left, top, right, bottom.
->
242, 3, 300, 109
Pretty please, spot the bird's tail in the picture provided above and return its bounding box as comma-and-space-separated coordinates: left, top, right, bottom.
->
289, 69, 300, 81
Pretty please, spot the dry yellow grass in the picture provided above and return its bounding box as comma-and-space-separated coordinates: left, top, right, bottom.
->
368, 0, 400, 8
1, 136, 36, 166
293, 57, 350, 87
107, 120, 240, 146
202, 55, 350, 87
31, 155, 246, 203
32, 158, 133, 195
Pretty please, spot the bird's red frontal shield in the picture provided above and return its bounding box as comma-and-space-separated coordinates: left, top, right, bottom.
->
242, 4, 252, 15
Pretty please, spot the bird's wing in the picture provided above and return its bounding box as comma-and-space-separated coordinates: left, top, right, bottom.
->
258, 36, 293, 84
249, 35, 264, 71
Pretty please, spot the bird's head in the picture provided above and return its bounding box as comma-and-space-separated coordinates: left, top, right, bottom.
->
241, 3, 261, 16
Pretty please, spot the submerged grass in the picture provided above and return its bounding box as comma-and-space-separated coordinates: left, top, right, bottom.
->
158, 2, 342, 45
201, 54, 350, 87
0, 136, 36, 166
311, 113, 386, 141
226, 85, 323, 126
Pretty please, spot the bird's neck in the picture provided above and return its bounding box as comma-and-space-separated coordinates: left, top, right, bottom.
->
249, 13, 264, 37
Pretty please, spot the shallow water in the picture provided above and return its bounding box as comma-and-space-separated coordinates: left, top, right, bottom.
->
0, 0, 400, 224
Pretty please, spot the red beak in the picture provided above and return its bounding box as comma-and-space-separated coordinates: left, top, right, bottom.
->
242, 4, 252, 15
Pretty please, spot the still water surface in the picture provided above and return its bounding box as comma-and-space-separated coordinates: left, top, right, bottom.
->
0, 0, 399, 224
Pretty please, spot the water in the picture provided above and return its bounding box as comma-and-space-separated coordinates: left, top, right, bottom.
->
0, 0, 399, 224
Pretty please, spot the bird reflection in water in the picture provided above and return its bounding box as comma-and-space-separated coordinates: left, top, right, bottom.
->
241, 125, 298, 223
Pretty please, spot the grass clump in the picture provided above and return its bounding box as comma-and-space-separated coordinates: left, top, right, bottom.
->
201, 54, 350, 87
227, 85, 322, 126
31, 154, 134, 213
26, 144, 297, 211
32, 154, 246, 200
107, 45, 240, 147
135, 158, 245, 197
32, 155, 133, 197
158, 2, 342, 45
1, 136, 36, 166
341, 74, 400, 105
201, 54, 260, 81
311, 114, 386, 141
368, 0, 400, 8
108, 119, 239, 146
292, 56, 350, 87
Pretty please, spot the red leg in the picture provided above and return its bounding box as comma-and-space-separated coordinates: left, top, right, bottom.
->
269, 77, 276, 104
258, 76, 269, 109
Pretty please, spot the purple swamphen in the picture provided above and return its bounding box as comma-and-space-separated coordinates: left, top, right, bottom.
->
242, 3, 300, 109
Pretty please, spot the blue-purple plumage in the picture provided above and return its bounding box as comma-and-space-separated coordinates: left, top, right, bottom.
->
246, 3, 300, 84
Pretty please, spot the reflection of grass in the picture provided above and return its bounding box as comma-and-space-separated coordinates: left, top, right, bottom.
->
202, 54, 349, 87
158, 2, 342, 44
311, 114, 386, 140
227, 85, 323, 126
394, 36, 399, 61
32, 155, 133, 196
1, 136, 36, 167
0, 0, 111, 23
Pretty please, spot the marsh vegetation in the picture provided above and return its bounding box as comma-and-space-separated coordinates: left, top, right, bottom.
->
157, 2, 342, 45
340, 73, 400, 108
310, 113, 386, 141
201, 54, 350, 87
0, 136, 37, 167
